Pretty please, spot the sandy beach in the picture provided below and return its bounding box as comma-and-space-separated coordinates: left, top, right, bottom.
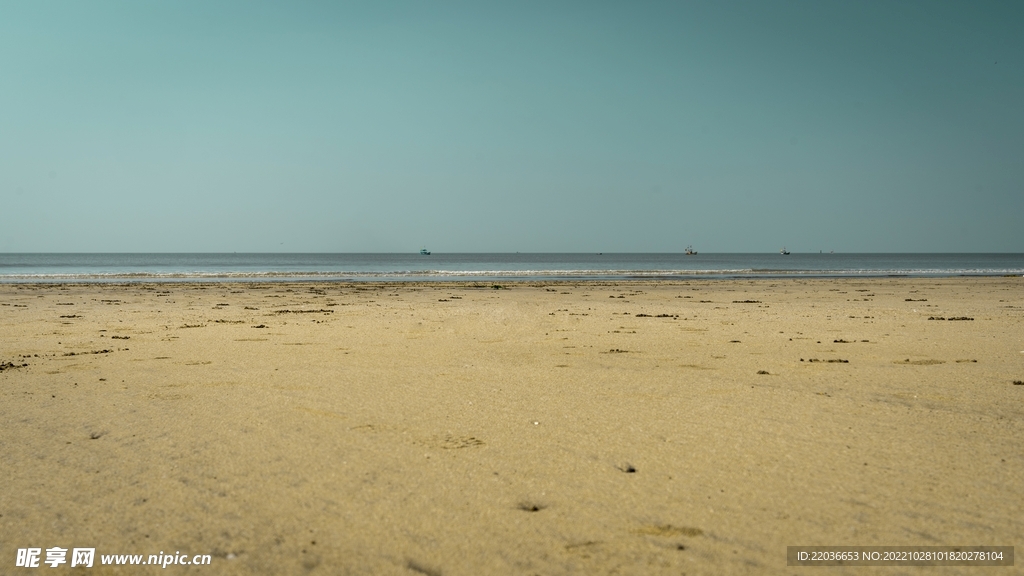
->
1, 278, 1021, 575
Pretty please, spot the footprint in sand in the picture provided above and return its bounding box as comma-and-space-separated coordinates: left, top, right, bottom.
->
896, 359, 945, 365
633, 525, 704, 537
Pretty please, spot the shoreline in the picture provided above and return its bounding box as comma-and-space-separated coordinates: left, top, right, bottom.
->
3, 253, 1022, 285
1, 271, 1023, 284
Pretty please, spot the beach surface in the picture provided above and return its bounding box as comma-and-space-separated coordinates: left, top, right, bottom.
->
2, 278, 1022, 574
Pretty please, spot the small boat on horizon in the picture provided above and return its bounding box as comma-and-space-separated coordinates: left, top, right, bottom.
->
419, 248, 431, 255
780, 247, 790, 255
685, 245, 697, 255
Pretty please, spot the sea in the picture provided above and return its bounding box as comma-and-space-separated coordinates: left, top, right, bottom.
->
0, 253, 1022, 283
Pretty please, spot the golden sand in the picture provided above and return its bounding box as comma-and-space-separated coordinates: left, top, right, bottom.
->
1, 278, 1022, 574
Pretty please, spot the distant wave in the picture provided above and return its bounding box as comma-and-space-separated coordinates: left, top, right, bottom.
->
1, 267, 1021, 282
0, 269, 753, 280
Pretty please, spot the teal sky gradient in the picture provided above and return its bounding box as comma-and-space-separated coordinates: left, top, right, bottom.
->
2, 1, 1022, 252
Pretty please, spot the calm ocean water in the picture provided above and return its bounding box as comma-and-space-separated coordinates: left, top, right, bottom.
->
0, 253, 1022, 282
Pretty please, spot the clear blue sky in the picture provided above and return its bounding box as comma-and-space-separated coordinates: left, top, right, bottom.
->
1, 1, 1021, 252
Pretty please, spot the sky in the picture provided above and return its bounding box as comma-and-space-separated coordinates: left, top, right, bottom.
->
1, 1, 1021, 253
